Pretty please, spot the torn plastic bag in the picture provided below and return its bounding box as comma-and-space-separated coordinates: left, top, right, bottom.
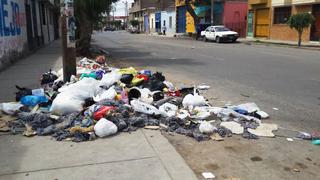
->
199, 121, 216, 134
177, 109, 190, 119
234, 102, 260, 114
93, 86, 117, 102
136, 74, 149, 81
98, 71, 121, 88
80, 72, 97, 80
15, 86, 32, 101
254, 110, 269, 119
118, 67, 137, 75
159, 103, 178, 117
94, 118, 118, 137
51, 78, 99, 115
20, 95, 48, 106
140, 70, 151, 76
130, 100, 161, 115
182, 89, 206, 109
32, 88, 45, 96
247, 123, 278, 137
40, 69, 58, 85
220, 121, 244, 135
128, 87, 154, 104
0, 102, 24, 115
120, 74, 134, 84
164, 81, 175, 91
93, 106, 116, 120
191, 107, 212, 120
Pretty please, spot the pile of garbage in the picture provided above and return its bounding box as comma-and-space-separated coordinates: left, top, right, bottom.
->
0, 56, 319, 144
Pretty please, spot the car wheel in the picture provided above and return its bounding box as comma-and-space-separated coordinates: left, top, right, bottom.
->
232, 39, 237, 43
216, 36, 221, 43
203, 36, 208, 42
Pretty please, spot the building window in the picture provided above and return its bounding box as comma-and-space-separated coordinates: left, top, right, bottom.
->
273, 7, 291, 24
163, 20, 166, 26
169, 16, 172, 28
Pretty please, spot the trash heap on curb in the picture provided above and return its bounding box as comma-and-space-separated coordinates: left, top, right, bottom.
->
0, 56, 319, 144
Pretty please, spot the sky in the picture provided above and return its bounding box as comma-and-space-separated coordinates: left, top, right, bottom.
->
113, 0, 134, 16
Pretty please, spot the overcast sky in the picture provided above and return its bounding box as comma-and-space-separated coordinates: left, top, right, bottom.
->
113, 0, 134, 16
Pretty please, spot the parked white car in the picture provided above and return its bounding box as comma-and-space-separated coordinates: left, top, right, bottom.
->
201, 25, 239, 43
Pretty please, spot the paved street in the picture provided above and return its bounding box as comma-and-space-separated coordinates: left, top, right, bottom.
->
92, 31, 320, 180
93, 31, 320, 131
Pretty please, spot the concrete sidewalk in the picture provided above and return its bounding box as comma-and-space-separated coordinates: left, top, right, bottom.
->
238, 38, 320, 48
0, 40, 197, 180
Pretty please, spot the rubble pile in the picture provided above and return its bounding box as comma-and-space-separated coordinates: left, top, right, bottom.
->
0, 56, 318, 143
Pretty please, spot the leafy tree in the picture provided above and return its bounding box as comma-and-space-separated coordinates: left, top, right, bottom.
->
287, 12, 315, 47
74, 0, 117, 55
130, 20, 140, 27
111, 20, 122, 29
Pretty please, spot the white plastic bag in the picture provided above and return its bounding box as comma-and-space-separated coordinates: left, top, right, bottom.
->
159, 103, 178, 117
199, 121, 216, 134
129, 87, 154, 104
94, 118, 118, 137
98, 71, 121, 88
130, 100, 161, 115
182, 90, 206, 109
0, 102, 23, 115
93, 86, 117, 102
177, 109, 190, 119
51, 78, 99, 115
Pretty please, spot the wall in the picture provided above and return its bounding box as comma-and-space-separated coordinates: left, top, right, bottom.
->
149, 13, 156, 33
0, 0, 27, 70
269, 5, 312, 42
223, 1, 248, 37
161, 10, 176, 35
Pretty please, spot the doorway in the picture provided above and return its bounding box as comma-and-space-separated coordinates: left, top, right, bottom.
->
255, 8, 270, 37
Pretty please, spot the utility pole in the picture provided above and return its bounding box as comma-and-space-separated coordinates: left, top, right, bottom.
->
61, 0, 76, 82
125, 1, 128, 28
211, 0, 214, 25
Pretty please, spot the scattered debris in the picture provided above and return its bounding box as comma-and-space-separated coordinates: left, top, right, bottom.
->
2, 56, 313, 144
202, 172, 215, 179
272, 108, 279, 111
287, 138, 294, 142
247, 123, 278, 137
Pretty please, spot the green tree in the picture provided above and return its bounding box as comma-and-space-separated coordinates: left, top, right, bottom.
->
130, 20, 139, 27
287, 12, 315, 47
74, 0, 117, 55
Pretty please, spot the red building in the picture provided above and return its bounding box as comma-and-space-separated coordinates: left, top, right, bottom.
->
223, 1, 248, 37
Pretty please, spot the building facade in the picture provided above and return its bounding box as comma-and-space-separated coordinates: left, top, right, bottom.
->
247, 0, 320, 42
0, 0, 59, 70
129, 0, 159, 32
161, 8, 176, 35
270, 0, 320, 42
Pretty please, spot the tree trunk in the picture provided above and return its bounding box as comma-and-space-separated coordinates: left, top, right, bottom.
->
76, 10, 92, 56
298, 31, 302, 47
185, 0, 199, 29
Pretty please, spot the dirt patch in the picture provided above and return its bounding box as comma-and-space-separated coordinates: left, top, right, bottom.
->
250, 156, 263, 162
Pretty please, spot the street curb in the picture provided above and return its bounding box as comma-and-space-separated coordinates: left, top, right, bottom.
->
142, 129, 198, 180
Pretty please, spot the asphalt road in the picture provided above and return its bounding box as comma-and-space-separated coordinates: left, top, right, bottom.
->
93, 31, 320, 131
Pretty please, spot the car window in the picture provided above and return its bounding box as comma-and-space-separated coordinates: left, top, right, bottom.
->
214, 27, 230, 32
